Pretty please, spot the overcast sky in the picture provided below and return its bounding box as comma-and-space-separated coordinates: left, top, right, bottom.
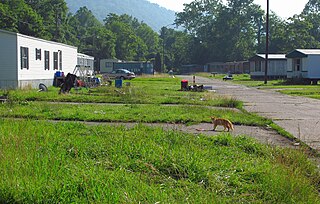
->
147, 0, 309, 19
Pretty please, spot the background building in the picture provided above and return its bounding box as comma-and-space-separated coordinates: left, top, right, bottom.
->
249, 54, 287, 79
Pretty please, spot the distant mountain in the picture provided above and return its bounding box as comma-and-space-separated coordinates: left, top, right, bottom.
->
65, 0, 176, 32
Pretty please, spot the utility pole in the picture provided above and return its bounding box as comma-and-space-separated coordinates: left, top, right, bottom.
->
161, 24, 175, 73
264, 0, 269, 84
162, 33, 165, 73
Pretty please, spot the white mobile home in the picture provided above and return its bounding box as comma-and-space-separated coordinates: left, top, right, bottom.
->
77, 53, 94, 70
249, 54, 287, 79
286, 49, 320, 83
0, 29, 77, 89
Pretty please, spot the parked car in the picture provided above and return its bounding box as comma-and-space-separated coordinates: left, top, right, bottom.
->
223, 74, 233, 81
108, 69, 136, 80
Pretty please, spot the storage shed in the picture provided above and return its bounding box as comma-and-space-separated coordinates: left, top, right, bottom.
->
286, 49, 320, 83
0, 29, 77, 89
249, 54, 287, 79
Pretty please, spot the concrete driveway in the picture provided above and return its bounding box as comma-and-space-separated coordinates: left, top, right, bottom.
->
179, 75, 320, 151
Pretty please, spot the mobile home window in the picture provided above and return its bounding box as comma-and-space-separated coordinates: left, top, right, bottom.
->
53, 52, 58, 70
20, 47, 29, 69
35, 48, 41, 60
59, 50, 62, 70
44, 51, 50, 70
255, 61, 261, 72
293, 59, 301, 71
106, 62, 113, 68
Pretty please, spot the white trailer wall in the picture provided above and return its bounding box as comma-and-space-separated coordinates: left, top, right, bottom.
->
306, 55, 320, 79
17, 33, 77, 88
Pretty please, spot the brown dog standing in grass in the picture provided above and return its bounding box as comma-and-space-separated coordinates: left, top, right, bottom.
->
210, 116, 234, 132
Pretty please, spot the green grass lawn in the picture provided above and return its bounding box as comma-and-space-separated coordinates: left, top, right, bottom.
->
2, 77, 242, 108
277, 87, 320, 99
0, 76, 319, 203
232, 76, 320, 99
0, 101, 269, 126
0, 119, 319, 203
201, 73, 320, 99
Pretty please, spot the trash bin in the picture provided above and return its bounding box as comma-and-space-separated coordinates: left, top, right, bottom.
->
181, 79, 188, 90
53, 71, 65, 87
115, 79, 123, 88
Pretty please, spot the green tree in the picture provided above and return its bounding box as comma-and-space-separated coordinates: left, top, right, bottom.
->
286, 14, 319, 49
302, 0, 320, 46
104, 14, 161, 61
84, 26, 116, 69
104, 13, 147, 61
25, 0, 69, 42
266, 12, 289, 53
136, 23, 160, 56
0, 2, 18, 32
70, 7, 103, 51
176, 0, 264, 62
160, 27, 192, 69
69, 7, 116, 69
0, 0, 44, 37
175, 0, 223, 36
304, 0, 320, 12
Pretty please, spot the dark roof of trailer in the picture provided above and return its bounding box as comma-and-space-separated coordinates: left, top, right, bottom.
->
286, 49, 320, 58
249, 54, 286, 61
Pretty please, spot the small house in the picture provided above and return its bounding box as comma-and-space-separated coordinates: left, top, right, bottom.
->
249, 54, 287, 79
0, 29, 77, 89
286, 49, 320, 83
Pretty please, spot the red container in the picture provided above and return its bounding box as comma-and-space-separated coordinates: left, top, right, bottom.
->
181, 79, 188, 90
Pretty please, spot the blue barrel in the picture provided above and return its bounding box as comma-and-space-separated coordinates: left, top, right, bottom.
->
54, 71, 60, 77
115, 79, 122, 88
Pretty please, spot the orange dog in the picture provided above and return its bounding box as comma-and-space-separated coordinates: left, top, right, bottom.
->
210, 116, 234, 132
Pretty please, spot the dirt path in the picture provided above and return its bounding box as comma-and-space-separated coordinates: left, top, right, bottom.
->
178, 75, 320, 151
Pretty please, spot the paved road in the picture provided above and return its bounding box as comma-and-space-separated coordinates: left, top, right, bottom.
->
179, 75, 320, 150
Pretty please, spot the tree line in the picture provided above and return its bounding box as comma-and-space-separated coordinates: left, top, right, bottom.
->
1, 0, 320, 72
176, 0, 320, 63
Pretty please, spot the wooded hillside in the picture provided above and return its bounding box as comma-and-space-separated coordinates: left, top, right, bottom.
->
65, 0, 176, 32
